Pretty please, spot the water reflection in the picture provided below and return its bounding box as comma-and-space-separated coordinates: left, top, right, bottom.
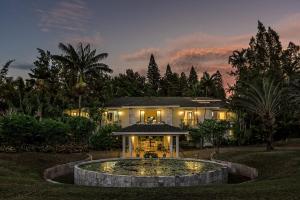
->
94, 159, 217, 176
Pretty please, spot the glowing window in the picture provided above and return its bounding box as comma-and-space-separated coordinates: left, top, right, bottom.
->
219, 112, 226, 120
156, 110, 161, 122
140, 110, 145, 123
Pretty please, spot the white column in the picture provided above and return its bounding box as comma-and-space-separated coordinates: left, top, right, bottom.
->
176, 135, 179, 158
129, 135, 133, 158
122, 135, 126, 158
169, 136, 173, 157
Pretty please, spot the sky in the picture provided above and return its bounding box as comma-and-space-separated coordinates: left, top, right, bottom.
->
1, 0, 300, 87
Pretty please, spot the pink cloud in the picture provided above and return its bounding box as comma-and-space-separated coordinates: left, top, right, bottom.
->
121, 12, 300, 89
275, 13, 300, 45
121, 48, 161, 62
36, 0, 91, 32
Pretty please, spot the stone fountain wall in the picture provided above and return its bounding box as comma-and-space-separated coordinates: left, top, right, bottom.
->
74, 158, 228, 188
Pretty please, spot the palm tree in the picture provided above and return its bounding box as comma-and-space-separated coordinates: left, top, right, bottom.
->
199, 71, 224, 98
235, 78, 283, 151
0, 60, 14, 115
0, 60, 14, 82
52, 43, 112, 115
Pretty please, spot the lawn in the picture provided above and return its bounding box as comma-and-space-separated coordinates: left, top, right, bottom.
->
1, 143, 300, 200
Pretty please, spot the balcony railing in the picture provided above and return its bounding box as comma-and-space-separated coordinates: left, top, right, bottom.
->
181, 119, 197, 128
103, 120, 121, 126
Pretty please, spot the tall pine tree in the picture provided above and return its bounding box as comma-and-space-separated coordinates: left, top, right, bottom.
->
179, 72, 189, 96
188, 66, 198, 88
147, 54, 160, 95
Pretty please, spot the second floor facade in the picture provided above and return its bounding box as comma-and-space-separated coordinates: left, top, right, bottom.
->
102, 97, 235, 128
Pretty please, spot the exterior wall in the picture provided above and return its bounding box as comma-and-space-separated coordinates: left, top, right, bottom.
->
119, 108, 129, 127
104, 107, 232, 128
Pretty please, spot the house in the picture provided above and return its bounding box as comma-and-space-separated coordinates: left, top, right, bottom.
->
102, 97, 235, 158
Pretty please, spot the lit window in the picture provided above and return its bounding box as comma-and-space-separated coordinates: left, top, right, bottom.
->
107, 112, 113, 121
140, 110, 145, 123
219, 112, 226, 120
187, 111, 193, 120
156, 110, 161, 122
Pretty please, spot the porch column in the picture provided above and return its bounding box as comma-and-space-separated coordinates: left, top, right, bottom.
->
129, 135, 133, 158
169, 136, 173, 157
122, 135, 126, 158
176, 135, 179, 158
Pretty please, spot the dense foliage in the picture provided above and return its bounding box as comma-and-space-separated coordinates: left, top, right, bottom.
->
63, 116, 96, 144
0, 114, 97, 152
190, 119, 229, 153
89, 124, 121, 150
229, 21, 300, 149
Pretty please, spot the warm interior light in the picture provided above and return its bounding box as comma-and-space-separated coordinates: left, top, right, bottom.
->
219, 112, 226, 120
179, 111, 184, 115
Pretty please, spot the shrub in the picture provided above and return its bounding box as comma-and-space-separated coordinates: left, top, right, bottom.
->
0, 114, 39, 147
64, 116, 96, 144
89, 124, 121, 150
39, 119, 70, 145
143, 152, 158, 159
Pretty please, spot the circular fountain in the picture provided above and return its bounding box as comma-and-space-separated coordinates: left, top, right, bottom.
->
74, 158, 228, 187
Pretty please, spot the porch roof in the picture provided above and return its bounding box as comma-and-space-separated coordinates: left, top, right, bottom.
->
112, 124, 188, 135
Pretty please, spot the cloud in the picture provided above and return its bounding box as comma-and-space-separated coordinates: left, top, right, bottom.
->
36, 0, 91, 32
120, 12, 300, 88
121, 33, 249, 87
121, 48, 161, 62
166, 33, 250, 49
275, 13, 300, 45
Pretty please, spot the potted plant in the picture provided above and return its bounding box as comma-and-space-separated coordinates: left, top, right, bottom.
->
135, 146, 143, 158
161, 146, 167, 158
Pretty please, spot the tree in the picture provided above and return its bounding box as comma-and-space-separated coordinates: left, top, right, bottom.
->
229, 21, 300, 145
29, 49, 65, 119
146, 54, 160, 95
0, 60, 14, 115
0, 60, 14, 82
195, 119, 229, 153
179, 72, 189, 96
160, 64, 180, 96
199, 71, 225, 98
113, 69, 146, 97
52, 43, 112, 115
234, 78, 283, 151
188, 66, 198, 88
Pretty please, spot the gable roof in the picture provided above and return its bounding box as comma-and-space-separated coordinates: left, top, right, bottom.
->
105, 97, 226, 108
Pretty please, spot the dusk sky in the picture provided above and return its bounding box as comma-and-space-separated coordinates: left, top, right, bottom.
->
1, 0, 300, 86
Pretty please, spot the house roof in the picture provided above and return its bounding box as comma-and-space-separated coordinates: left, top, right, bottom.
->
112, 123, 188, 135
105, 97, 226, 108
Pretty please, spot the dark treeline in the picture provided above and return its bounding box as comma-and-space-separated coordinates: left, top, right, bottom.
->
0, 44, 225, 121
112, 54, 225, 98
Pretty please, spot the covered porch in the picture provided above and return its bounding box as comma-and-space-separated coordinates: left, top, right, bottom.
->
113, 124, 188, 158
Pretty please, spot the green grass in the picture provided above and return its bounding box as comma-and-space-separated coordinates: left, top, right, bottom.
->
1, 145, 300, 200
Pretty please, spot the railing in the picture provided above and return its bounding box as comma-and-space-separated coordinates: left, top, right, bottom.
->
181, 119, 197, 127
102, 120, 121, 126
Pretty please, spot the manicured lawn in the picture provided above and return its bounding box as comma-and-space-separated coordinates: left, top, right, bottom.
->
1, 143, 300, 200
